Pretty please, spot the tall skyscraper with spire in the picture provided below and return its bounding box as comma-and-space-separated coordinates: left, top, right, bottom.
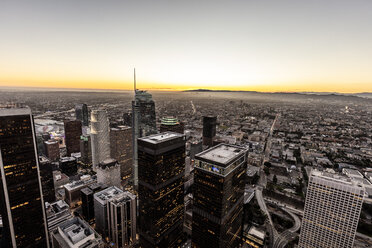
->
132, 69, 157, 187
0, 107, 49, 247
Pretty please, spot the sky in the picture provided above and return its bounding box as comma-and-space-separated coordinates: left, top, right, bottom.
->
0, 0, 371, 92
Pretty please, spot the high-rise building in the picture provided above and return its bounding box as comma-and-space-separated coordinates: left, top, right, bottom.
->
192, 144, 247, 248
202, 116, 217, 147
107, 191, 137, 248
75, 103, 89, 127
132, 90, 157, 187
81, 183, 107, 223
44, 139, 60, 161
59, 156, 78, 177
45, 200, 73, 233
51, 217, 103, 248
94, 186, 123, 237
80, 134, 92, 166
138, 132, 185, 248
160, 117, 184, 134
39, 156, 56, 203
0, 107, 49, 247
298, 170, 364, 248
123, 112, 132, 127
96, 159, 121, 188
64, 120, 82, 156
91, 110, 111, 169
64, 176, 95, 208
110, 126, 133, 184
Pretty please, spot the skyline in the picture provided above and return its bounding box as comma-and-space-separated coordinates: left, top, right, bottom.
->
1, 0, 372, 93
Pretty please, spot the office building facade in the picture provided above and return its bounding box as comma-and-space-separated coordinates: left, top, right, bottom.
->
132, 90, 157, 187
75, 103, 89, 127
94, 186, 123, 238
91, 110, 111, 169
192, 144, 247, 248
64, 120, 82, 156
0, 107, 49, 247
202, 116, 217, 147
39, 156, 56, 203
138, 132, 185, 248
44, 139, 60, 161
107, 191, 137, 248
80, 135, 92, 166
96, 159, 121, 188
110, 126, 133, 184
298, 170, 365, 248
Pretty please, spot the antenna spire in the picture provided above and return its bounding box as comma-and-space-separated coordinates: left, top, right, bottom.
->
134, 68, 136, 92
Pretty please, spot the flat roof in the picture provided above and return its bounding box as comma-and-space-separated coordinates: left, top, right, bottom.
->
94, 186, 123, 205
138, 131, 183, 144
0, 107, 31, 117
196, 144, 246, 166
248, 226, 265, 240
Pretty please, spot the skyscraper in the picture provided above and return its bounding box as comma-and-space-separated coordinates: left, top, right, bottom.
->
0, 107, 49, 247
202, 116, 217, 147
110, 126, 133, 184
138, 132, 185, 248
96, 159, 121, 189
123, 112, 132, 127
75, 103, 89, 127
107, 191, 137, 248
298, 170, 364, 248
80, 134, 92, 166
91, 109, 111, 169
44, 139, 60, 162
160, 117, 184, 134
94, 186, 123, 238
192, 144, 247, 248
39, 156, 56, 203
64, 119, 82, 156
132, 90, 157, 187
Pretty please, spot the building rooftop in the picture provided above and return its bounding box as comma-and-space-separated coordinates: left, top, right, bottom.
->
0, 106, 31, 116
161, 117, 179, 126
311, 169, 364, 188
196, 144, 246, 166
98, 158, 118, 169
108, 191, 136, 206
53, 217, 102, 247
248, 226, 265, 240
138, 131, 184, 144
94, 186, 123, 205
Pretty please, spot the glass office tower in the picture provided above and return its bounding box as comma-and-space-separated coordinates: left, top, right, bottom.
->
132, 90, 157, 188
138, 132, 185, 248
192, 144, 247, 248
0, 107, 49, 247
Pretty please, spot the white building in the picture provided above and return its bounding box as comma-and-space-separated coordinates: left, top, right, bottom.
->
51, 217, 103, 248
299, 170, 365, 248
96, 159, 121, 188
91, 110, 111, 169
107, 191, 137, 247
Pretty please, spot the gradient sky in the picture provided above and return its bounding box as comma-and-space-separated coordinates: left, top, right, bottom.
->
0, 0, 371, 92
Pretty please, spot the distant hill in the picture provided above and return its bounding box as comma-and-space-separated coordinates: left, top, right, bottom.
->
182, 89, 372, 102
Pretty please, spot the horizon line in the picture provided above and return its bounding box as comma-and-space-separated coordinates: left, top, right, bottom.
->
0, 85, 371, 94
